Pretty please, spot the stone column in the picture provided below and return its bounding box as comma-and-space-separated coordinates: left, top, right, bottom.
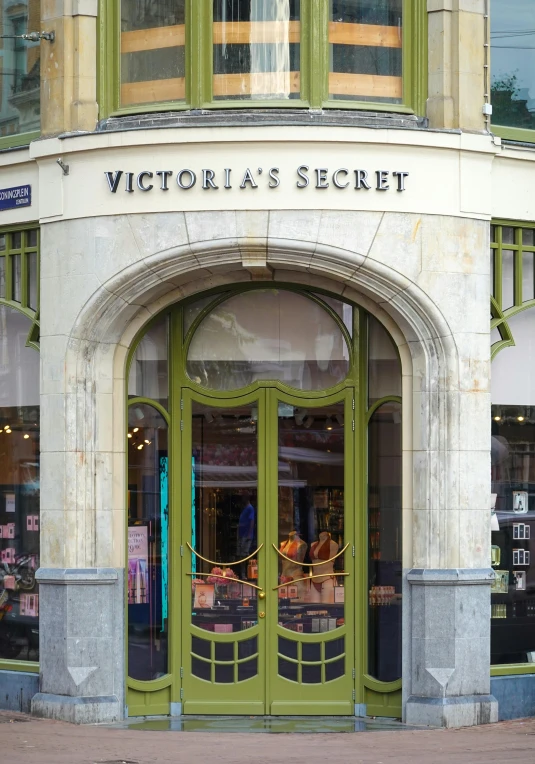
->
427, 0, 487, 131
41, 0, 99, 136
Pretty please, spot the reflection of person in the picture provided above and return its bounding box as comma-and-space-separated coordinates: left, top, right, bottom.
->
309, 531, 339, 604
237, 493, 256, 561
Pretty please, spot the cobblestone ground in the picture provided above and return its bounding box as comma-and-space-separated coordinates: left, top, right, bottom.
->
2, 712, 535, 764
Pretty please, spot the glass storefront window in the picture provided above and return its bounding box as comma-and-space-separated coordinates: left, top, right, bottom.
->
329, 0, 403, 103
120, 1, 186, 107
0, 2, 40, 139
127, 404, 169, 680
213, 0, 301, 101
0, 305, 40, 662
128, 315, 169, 410
186, 289, 350, 391
367, 401, 402, 681
491, 405, 535, 664
491, 1, 535, 132
368, 315, 401, 405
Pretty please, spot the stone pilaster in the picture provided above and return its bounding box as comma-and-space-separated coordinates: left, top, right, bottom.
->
427, 0, 487, 131
41, 0, 98, 136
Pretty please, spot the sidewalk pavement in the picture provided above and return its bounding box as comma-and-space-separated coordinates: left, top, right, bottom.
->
2, 711, 535, 764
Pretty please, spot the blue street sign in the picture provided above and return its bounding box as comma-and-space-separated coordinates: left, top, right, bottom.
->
0, 184, 31, 211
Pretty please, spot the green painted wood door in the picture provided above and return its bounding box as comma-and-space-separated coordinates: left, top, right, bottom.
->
180, 387, 355, 715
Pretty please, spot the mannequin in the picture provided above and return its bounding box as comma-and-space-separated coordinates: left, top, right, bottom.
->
279, 531, 307, 598
309, 531, 339, 604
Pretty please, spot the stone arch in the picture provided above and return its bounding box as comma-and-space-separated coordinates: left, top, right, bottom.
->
51, 233, 462, 580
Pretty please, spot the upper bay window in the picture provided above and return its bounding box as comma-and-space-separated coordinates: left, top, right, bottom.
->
491, 0, 535, 142
103, 1, 425, 116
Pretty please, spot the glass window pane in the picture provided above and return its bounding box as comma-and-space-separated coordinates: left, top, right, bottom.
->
0, 6, 40, 138
502, 250, 515, 310
491, 1, 535, 130
329, 0, 402, 103
313, 294, 353, 336
213, 0, 301, 101
491, 405, 535, 664
184, 294, 221, 338
0, 306, 40, 662
120, 1, 186, 107
187, 290, 350, 391
26, 230, 37, 249
523, 251, 534, 303
27, 252, 37, 311
502, 227, 514, 245
128, 316, 169, 409
277, 402, 345, 633
492, 312, 535, 404
523, 229, 535, 248
191, 402, 258, 633
368, 315, 401, 405
368, 401, 402, 682
127, 404, 169, 681
11, 232, 21, 250
0, 257, 5, 299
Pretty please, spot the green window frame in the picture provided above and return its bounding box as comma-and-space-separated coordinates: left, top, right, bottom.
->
490, 220, 535, 360
0, 223, 40, 350
99, 0, 427, 119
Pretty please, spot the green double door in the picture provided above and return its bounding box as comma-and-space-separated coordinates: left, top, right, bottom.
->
179, 386, 356, 715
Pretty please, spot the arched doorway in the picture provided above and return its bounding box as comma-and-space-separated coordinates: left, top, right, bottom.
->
125, 286, 402, 716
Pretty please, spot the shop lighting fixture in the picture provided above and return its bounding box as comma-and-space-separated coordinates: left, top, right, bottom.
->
127, 433, 132, 438
5, 428, 11, 434
325, 417, 333, 431
494, 416, 501, 422
137, 444, 143, 450
144, 439, 150, 444
518, 416, 525, 422
133, 427, 139, 433
23, 434, 29, 439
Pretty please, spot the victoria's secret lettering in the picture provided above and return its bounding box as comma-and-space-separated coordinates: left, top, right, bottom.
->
105, 167, 409, 194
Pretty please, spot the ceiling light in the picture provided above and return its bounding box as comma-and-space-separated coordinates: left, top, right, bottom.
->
23, 434, 29, 439
127, 433, 132, 438
137, 444, 143, 450
325, 417, 333, 431
494, 416, 501, 422
144, 439, 150, 444
133, 427, 139, 433
518, 416, 525, 422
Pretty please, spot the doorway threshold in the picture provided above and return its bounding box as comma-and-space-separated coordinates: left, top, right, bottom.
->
105, 716, 428, 733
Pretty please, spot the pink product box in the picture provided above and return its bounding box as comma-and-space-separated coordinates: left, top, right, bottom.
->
213, 624, 233, 633
26, 516, 39, 532
0, 524, 15, 539
20, 593, 39, 617
1, 548, 16, 563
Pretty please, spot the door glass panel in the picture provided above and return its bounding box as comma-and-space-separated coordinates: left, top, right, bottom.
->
368, 315, 401, 405
277, 402, 345, 632
191, 402, 259, 633
187, 290, 349, 391
213, 0, 301, 101
128, 315, 169, 410
127, 404, 169, 681
368, 401, 402, 682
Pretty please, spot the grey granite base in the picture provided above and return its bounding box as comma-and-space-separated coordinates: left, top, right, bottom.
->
32, 693, 122, 724
31, 568, 125, 724
491, 674, 535, 721
405, 695, 498, 728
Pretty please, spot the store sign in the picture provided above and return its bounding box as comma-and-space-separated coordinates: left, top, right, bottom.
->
0, 184, 31, 210
105, 166, 409, 194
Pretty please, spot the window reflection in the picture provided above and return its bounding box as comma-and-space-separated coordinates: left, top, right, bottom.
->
368, 315, 401, 405
128, 315, 169, 410
127, 404, 169, 681
213, 0, 301, 101
191, 402, 259, 633
491, 1, 535, 131
491, 405, 535, 664
0, 2, 40, 137
0, 306, 40, 662
187, 290, 350, 391
368, 401, 402, 682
